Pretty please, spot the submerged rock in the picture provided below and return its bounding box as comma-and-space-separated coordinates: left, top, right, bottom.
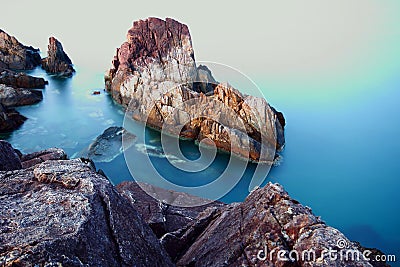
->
81, 126, 136, 162
0, 103, 26, 133
0, 159, 173, 266
0, 68, 47, 89
105, 17, 285, 163
41, 37, 75, 77
0, 29, 41, 70
0, 83, 42, 107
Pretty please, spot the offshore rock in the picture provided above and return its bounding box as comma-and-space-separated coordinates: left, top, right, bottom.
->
0, 103, 26, 133
105, 17, 285, 163
0, 68, 47, 89
0, 83, 42, 107
0, 29, 41, 70
80, 126, 136, 162
41, 37, 75, 77
0, 159, 173, 266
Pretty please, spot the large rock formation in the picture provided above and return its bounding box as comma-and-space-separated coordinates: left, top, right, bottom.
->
41, 37, 75, 77
105, 18, 285, 163
0, 68, 47, 88
0, 29, 41, 70
0, 158, 173, 266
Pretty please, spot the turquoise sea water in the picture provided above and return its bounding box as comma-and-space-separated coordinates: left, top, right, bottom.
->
2, 67, 399, 264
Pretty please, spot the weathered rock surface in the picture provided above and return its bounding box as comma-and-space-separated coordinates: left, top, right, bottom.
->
0, 140, 22, 171
20, 147, 67, 168
0, 83, 42, 107
80, 126, 136, 162
105, 17, 285, 163
116, 181, 224, 238
0, 158, 173, 266
159, 183, 386, 267
0, 142, 390, 266
41, 37, 75, 77
0, 29, 41, 70
0, 103, 26, 133
0, 68, 47, 89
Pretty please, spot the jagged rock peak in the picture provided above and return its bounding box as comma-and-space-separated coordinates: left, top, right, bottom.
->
41, 36, 75, 77
0, 29, 41, 70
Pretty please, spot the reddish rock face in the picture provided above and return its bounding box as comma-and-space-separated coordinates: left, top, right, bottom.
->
105, 17, 285, 163
0, 29, 41, 70
41, 37, 75, 77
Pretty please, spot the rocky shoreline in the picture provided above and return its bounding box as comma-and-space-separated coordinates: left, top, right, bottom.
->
0, 141, 389, 266
0, 18, 392, 267
0, 29, 74, 133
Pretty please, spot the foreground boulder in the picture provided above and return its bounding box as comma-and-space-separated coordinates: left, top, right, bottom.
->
105, 17, 285, 163
0, 68, 47, 88
0, 29, 41, 70
117, 181, 388, 267
0, 142, 390, 266
41, 37, 75, 77
116, 181, 225, 238
20, 147, 67, 168
0, 159, 173, 266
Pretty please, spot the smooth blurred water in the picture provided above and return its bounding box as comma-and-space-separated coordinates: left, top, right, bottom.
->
2, 67, 399, 263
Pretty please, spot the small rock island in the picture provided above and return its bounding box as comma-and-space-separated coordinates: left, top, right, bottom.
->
105, 17, 285, 163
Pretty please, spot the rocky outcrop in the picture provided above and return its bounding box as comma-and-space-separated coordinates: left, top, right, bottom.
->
163, 184, 386, 266
116, 181, 224, 238
0, 158, 173, 266
0, 142, 390, 266
115, 181, 389, 267
41, 37, 75, 77
0, 68, 47, 88
0, 140, 22, 171
20, 147, 67, 168
0, 103, 26, 133
0, 29, 41, 70
0, 83, 42, 107
105, 18, 285, 163
79, 126, 136, 162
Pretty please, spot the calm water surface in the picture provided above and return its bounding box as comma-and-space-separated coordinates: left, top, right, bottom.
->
3, 67, 399, 262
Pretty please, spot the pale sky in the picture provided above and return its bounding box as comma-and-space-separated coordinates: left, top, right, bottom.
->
2, 0, 400, 99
